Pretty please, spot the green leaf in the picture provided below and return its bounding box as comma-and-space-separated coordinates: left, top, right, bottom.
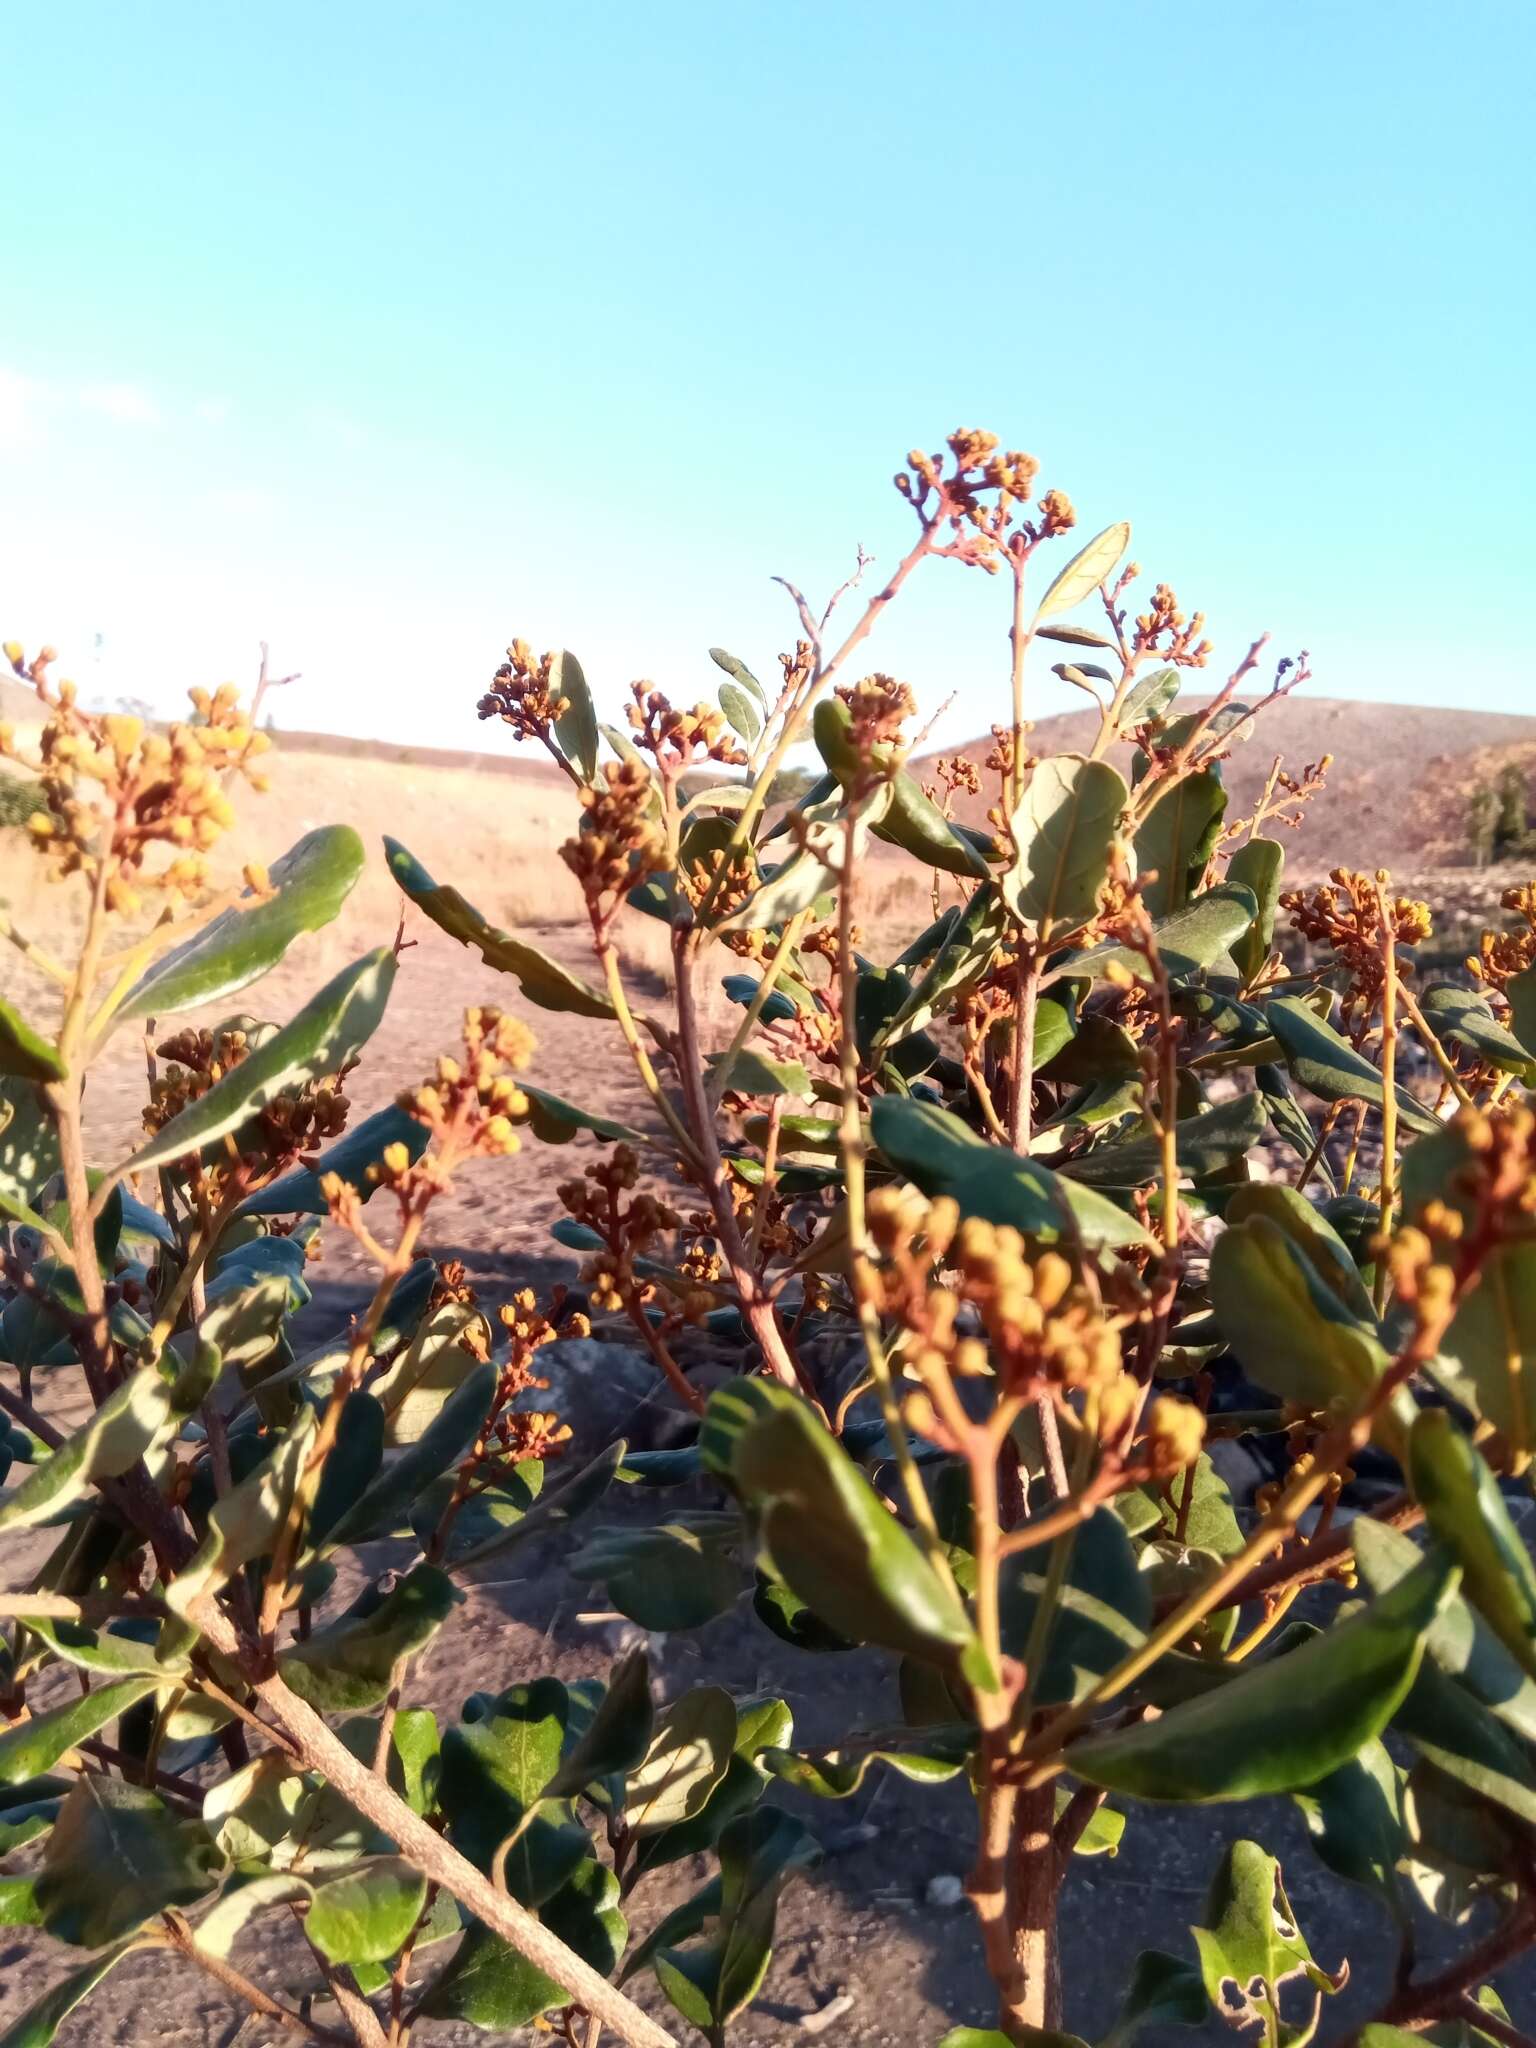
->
523, 1082, 646, 1145
278, 1564, 461, 1710
1034, 520, 1131, 621
651, 1808, 819, 2031
166, 1408, 318, 1619
625, 1686, 737, 1833
0, 1939, 142, 2048
240, 1102, 430, 1216
1265, 995, 1442, 1137
872, 1095, 1156, 1254
0, 1367, 182, 1534
570, 1514, 742, 1631
761, 1726, 970, 1798
709, 646, 767, 707
1222, 1183, 1375, 1321
1418, 984, 1535, 1076
1191, 1841, 1343, 2045
1069, 1550, 1457, 1801
1292, 1740, 1405, 1911
708, 1048, 812, 1098
1120, 667, 1181, 726
119, 825, 365, 1022
877, 772, 994, 879
36, 1779, 223, 1945
0, 1000, 65, 1084
544, 1648, 654, 1799
719, 679, 762, 744
997, 1508, 1151, 1705
304, 1855, 428, 1964
1138, 1453, 1244, 1559
1064, 882, 1259, 986
438, 1679, 589, 1904
1445, 1244, 1536, 1458
0, 1081, 57, 1230
202, 1751, 309, 1863
1409, 1411, 1536, 1681
424, 1854, 624, 2028
713, 782, 891, 935
1209, 1214, 1390, 1414
877, 884, 1007, 1048
551, 649, 599, 781
123, 948, 397, 1173
0, 1676, 159, 1785
1508, 963, 1536, 1058
1103, 1950, 1208, 2047
384, 838, 616, 1017
702, 1376, 988, 1682
1062, 1090, 1266, 1190
1003, 755, 1127, 931
446, 1436, 626, 1571
370, 1306, 489, 1446
1226, 837, 1285, 984
320, 1360, 496, 1547
1133, 770, 1225, 917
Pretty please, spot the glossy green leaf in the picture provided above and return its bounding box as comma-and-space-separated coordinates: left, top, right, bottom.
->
709, 1048, 812, 1098
320, 1360, 496, 1547
36, 1779, 223, 1945
1192, 1841, 1343, 2044
1133, 770, 1226, 917
278, 1564, 461, 1710
713, 782, 891, 935
998, 1508, 1152, 1704
703, 1376, 987, 1681
202, 1752, 308, 1864
437, 1679, 588, 1904
1508, 963, 1536, 1057
0, 1367, 181, 1534
1223, 1182, 1374, 1320
1064, 881, 1258, 986
0, 1079, 58, 1228
543, 1648, 654, 1799
0, 1680, 160, 1795
166, 1408, 317, 1619
1410, 1410, 1536, 1680
1226, 837, 1285, 984
1418, 984, 1534, 1075
119, 825, 365, 1022
1292, 1740, 1405, 1910
1069, 1550, 1456, 1801
445, 1436, 625, 1571
385, 837, 616, 1017
523, 1082, 646, 1145
878, 884, 1008, 1048
1035, 520, 1131, 621
1209, 1214, 1389, 1413
1062, 1089, 1266, 1189
719, 679, 762, 743
625, 1686, 737, 1833
1003, 755, 1127, 931
1102, 1949, 1208, 2046
570, 1514, 742, 1631
240, 1102, 429, 1216
651, 1808, 819, 2031
708, 645, 767, 707
1120, 667, 1181, 727
1138, 1452, 1244, 1560
877, 772, 994, 878
0, 1000, 65, 1084
124, 948, 397, 1172
550, 649, 599, 781
370, 1306, 489, 1446
761, 1726, 969, 1798
1265, 995, 1442, 1137
304, 1855, 428, 1964
423, 1854, 624, 2028
872, 1095, 1156, 1254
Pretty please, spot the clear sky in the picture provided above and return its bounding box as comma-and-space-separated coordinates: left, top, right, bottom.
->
1, 2, 1531, 749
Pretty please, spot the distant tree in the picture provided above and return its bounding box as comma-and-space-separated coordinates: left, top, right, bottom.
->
1495, 761, 1529, 854
1468, 785, 1497, 867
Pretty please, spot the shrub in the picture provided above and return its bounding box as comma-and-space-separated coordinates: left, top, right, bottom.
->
2, 437, 1536, 2048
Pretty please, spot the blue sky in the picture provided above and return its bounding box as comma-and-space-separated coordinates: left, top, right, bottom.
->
1, 2, 1531, 747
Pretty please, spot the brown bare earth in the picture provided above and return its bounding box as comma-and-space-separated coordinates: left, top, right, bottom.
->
2, 693, 1536, 2044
